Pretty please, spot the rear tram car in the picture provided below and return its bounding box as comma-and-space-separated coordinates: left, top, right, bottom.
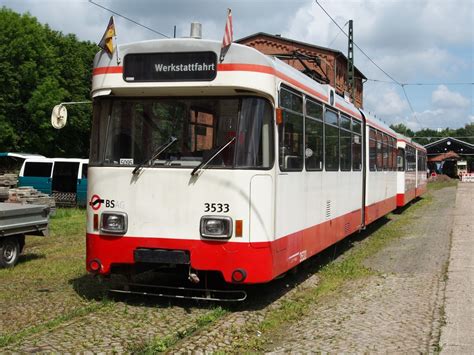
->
86, 36, 426, 289
396, 136, 427, 207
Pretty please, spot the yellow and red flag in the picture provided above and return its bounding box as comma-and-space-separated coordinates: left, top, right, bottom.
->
98, 16, 116, 55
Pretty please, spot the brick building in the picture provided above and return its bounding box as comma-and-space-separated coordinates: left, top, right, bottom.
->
237, 32, 366, 109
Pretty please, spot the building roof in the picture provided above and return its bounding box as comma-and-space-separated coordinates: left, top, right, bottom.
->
424, 137, 474, 156
428, 151, 460, 162
236, 32, 366, 79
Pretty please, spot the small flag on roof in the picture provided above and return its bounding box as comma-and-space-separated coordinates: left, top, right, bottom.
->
98, 16, 116, 55
219, 9, 233, 62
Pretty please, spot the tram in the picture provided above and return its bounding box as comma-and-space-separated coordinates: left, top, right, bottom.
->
85, 34, 426, 290
396, 136, 427, 207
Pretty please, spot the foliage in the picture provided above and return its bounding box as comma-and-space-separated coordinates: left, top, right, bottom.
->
0, 7, 97, 157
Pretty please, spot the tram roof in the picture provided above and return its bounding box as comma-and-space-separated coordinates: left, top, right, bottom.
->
93, 38, 395, 135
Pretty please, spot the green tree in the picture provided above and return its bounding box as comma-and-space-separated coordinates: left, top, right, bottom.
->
0, 7, 97, 157
390, 123, 415, 137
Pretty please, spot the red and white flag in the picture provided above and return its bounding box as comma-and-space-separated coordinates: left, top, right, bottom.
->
219, 9, 233, 62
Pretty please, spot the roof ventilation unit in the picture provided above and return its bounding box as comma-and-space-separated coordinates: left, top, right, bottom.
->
190, 22, 202, 39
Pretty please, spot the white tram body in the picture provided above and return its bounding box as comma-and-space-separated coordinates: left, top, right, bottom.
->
86, 38, 425, 284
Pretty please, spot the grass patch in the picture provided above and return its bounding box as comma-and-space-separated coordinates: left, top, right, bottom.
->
128, 307, 228, 354
428, 178, 458, 191
236, 189, 442, 351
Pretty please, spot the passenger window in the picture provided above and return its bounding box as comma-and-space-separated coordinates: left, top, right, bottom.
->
340, 115, 351, 131
340, 125, 351, 171
324, 109, 339, 171
383, 134, 389, 170
376, 131, 383, 171
352, 120, 362, 135
369, 128, 376, 171
352, 133, 362, 171
397, 148, 405, 171
392, 138, 397, 170
305, 99, 323, 171
279, 88, 303, 171
279, 112, 303, 171
306, 99, 323, 119
280, 87, 303, 113
305, 117, 323, 171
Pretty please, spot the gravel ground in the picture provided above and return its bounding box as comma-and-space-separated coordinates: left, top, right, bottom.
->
4, 300, 211, 352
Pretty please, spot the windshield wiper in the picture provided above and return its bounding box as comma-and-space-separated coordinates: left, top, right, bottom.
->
132, 136, 178, 175
191, 137, 236, 176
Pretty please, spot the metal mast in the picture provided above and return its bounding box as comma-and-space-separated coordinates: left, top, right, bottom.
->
347, 19, 354, 101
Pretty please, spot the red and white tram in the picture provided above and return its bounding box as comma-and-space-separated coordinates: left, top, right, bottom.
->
396, 135, 427, 207
85, 35, 426, 287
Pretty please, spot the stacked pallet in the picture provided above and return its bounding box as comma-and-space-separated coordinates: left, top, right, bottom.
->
0, 173, 18, 188
6, 187, 56, 214
0, 174, 18, 202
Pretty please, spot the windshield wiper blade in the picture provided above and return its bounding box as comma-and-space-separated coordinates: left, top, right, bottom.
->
132, 136, 178, 175
191, 137, 236, 176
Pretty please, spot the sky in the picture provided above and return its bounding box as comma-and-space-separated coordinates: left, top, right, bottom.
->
2, 0, 473, 131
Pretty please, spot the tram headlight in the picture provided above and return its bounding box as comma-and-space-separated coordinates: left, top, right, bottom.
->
100, 212, 128, 234
200, 216, 232, 239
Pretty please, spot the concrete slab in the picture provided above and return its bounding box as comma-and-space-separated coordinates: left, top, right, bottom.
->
440, 183, 474, 354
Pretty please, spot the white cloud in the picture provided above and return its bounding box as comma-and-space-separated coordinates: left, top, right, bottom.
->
285, 0, 472, 81
432, 85, 470, 109
364, 86, 408, 117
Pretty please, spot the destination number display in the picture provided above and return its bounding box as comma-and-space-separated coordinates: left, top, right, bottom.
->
123, 52, 217, 82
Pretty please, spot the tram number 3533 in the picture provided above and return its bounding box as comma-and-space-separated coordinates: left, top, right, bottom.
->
204, 203, 230, 213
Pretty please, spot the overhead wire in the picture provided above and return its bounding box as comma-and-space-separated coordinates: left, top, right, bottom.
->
314, 0, 427, 129
363, 78, 474, 86
88, 0, 170, 38
328, 21, 349, 47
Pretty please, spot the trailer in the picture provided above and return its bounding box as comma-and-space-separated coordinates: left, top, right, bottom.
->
0, 203, 50, 267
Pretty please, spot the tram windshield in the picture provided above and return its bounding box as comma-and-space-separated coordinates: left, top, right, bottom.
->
90, 97, 274, 170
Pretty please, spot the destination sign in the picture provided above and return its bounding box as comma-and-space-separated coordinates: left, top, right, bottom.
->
123, 52, 217, 82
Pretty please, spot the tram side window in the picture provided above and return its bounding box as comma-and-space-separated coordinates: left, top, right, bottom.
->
391, 138, 397, 170
279, 88, 303, 171
352, 133, 362, 171
382, 134, 389, 170
305, 99, 323, 171
369, 128, 377, 171
397, 148, 405, 171
406, 146, 416, 171
325, 109, 339, 171
352, 119, 362, 171
376, 130, 383, 171
340, 115, 351, 171
417, 150, 425, 172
